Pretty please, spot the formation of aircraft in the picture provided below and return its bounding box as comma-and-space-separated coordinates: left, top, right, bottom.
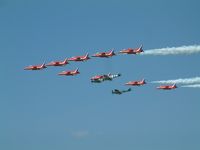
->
92, 49, 115, 58
46, 58, 69, 66
112, 88, 131, 95
119, 45, 143, 54
24, 62, 47, 70
91, 73, 121, 83
24, 45, 179, 93
58, 68, 80, 76
156, 84, 177, 90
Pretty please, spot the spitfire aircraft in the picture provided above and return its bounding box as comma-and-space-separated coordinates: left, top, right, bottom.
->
67, 53, 90, 62
24, 62, 47, 70
91, 73, 121, 83
119, 45, 143, 54
156, 84, 177, 90
125, 79, 146, 86
58, 68, 80, 76
46, 58, 69, 66
92, 49, 115, 58
112, 88, 131, 95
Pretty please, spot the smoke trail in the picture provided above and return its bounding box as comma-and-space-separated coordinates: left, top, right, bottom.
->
151, 77, 200, 85
142, 45, 200, 55
182, 84, 200, 88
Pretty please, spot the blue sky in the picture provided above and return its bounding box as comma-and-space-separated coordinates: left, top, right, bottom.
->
1, 0, 200, 150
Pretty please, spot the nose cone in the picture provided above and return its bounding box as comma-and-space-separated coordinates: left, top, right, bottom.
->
125, 82, 130, 85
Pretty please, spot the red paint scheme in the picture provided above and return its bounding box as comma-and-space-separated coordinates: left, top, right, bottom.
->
91, 75, 105, 80
46, 58, 69, 66
125, 79, 146, 86
119, 45, 143, 54
24, 63, 47, 70
58, 68, 80, 76
67, 53, 90, 61
92, 49, 115, 58
157, 84, 177, 90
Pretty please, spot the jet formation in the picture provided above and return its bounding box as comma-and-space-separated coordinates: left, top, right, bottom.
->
24, 45, 178, 94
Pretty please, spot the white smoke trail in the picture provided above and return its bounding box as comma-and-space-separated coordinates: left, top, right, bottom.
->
142, 45, 200, 55
182, 84, 200, 88
151, 77, 200, 85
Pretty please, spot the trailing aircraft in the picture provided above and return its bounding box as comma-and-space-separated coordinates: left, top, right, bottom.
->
24, 62, 47, 70
92, 49, 115, 58
156, 84, 177, 90
67, 53, 90, 61
46, 58, 69, 66
112, 88, 131, 95
119, 45, 143, 54
125, 79, 146, 86
58, 68, 80, 76
91, 73, 121, 83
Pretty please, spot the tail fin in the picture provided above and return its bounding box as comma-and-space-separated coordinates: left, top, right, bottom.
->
138, 44, 143, 52
109, 49, 115, 55
142, 78, 146, 84
84, 53, 90, 59
75, 68, 79, 72
63, 58, 69, 64
41, 61, 46, 68
128, 88, 131, 91
172, 84, 177, 88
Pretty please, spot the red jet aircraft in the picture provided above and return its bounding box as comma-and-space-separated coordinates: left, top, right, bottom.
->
156, 84, 177, 90
119, 45, 143, 54
92, 49, 115, 58
46, 58, 69, 66
58, 68, 80, 76
67, 53, 90, 62
24, 62, 47, 70
125, 79, 146, 86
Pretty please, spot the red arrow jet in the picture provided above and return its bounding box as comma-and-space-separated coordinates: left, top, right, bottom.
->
119, 45, 143, 54
125, 79, 146, 86
67, 53, 90, 62
24, 62, 47, 70
92, 49, 115, 58
46, 58, 69, 66
157, 84, 177, 90
58, 68, 80, 76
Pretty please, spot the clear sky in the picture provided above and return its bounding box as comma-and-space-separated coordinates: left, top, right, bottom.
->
1, 0, 200, 150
